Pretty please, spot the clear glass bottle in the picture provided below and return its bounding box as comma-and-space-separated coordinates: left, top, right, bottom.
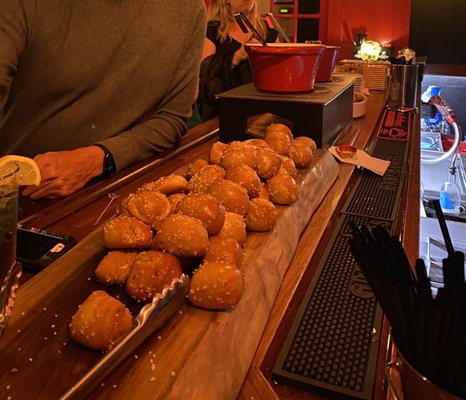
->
439, 160, 461, 214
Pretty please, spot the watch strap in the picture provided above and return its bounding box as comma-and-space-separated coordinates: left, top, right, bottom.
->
94, 144, 116, 177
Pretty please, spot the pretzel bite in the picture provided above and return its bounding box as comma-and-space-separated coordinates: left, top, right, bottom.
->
155, 214, 209, 258
103, 215, 152, 249
258, 182, 270, 200
69, 291, 133, 351
264, 123, 293, 155
174, 193, 226, 236
186, 158, 209, 179
288, 139, 314, 169
244, 138, 270, 148
188, 164, 226, 193
209, 142, 227, 165
203, 235, 243, 268
206, 179, 249, 216
217, 211, 247, 247
123, 190, 171, 230
246, 197, 278, 232
255, 146, 282, 179
188, 262, 244, 310
141, 174, 188, 195
125, 251, 182, 302
225, 165, 261, 199
220, 141, 257, 170
267, 174, 300, 205
266, 123, 293, 140
95, 250, 138, 285
167, 193, 187, 213
295, 136, 317, 154
277, 156, 299, 179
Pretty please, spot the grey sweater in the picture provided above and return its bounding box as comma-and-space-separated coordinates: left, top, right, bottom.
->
0, 0, 206, 171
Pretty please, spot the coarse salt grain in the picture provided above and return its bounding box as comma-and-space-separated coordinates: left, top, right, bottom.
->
170, 371, 176, 376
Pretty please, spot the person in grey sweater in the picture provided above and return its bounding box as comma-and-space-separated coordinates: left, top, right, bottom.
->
0, 0, 206, 199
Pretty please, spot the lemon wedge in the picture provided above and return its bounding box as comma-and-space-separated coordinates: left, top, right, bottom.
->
0, 155, 41, 186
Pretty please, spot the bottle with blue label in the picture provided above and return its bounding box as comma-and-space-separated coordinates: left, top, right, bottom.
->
439, 156, 461, 214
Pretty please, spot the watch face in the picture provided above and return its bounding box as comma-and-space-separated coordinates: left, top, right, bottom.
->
104, 152, 116, 175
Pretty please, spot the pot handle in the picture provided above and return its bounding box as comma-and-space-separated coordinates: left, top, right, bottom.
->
386, 360, 403, 400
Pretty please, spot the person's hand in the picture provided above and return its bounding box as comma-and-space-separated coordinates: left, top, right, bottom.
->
21, 146, 105, 199
232, 45, 248, 67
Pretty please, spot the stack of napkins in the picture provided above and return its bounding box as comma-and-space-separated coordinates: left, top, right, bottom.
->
328, 146, 390, 176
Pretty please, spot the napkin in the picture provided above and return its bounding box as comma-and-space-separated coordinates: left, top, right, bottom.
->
328, 146, 390, 176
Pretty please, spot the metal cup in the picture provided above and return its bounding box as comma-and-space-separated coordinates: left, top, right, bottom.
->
0, 163, 21, 337
387, 64, 420, 112
387, 347, 462, 400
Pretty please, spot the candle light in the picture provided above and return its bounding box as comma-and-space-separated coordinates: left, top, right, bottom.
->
360, 40, 382, 61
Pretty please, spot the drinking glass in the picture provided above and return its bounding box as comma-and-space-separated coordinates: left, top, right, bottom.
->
0, 162, 21, 336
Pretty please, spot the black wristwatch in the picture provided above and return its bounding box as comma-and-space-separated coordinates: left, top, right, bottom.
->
94, 144, 116, 177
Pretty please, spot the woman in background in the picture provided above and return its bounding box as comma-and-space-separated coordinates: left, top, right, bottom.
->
198, 0, 278, 121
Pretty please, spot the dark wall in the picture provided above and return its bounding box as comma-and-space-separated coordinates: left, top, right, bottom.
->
410, 0, 466, 64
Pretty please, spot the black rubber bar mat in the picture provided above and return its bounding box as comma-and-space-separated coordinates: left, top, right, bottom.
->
273, 114, 413, 399
376, 108, 411, 141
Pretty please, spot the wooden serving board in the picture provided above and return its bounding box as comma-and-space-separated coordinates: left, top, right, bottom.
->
0, 151, 339, 400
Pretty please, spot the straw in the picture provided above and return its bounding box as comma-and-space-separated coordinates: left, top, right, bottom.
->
349, 222, 466, 398
432, 199, 454, 257
413, 259, 431, 369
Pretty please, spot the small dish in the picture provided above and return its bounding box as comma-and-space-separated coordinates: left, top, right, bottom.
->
336, 145, 357, 158
353, 92, 367, 118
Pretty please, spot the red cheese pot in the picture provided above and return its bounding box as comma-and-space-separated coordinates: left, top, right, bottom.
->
244, 43, 325, 93
315, 45, 341, 82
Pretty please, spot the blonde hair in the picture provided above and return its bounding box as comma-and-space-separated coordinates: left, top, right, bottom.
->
207, 0, 267, 43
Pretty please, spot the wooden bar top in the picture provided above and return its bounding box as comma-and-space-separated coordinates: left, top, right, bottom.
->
1, 90, 420, 400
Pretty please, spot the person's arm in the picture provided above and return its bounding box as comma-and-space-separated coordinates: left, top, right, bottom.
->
24, 3, 207, 200
94, 5, 207, 173
231, 45, 248, 68
22, 146, 105, 199
0, 0, 27, 112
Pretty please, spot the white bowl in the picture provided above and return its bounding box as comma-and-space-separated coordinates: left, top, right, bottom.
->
353, 92, 367, 118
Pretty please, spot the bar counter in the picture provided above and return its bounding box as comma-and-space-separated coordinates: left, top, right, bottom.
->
1, 90, 420, 400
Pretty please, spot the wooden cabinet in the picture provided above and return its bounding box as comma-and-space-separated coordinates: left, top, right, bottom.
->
269, 0, 325, 43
